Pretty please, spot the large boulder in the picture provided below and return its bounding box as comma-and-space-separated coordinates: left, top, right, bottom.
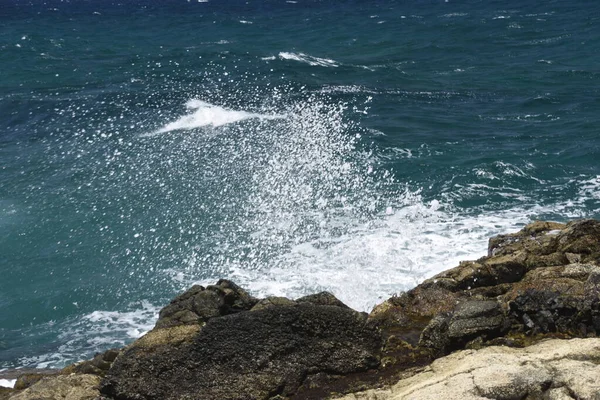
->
100, 299, 381, 400
335, 338, 600, 400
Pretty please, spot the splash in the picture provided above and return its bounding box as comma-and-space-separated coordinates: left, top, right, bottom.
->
150, 99, 285, 135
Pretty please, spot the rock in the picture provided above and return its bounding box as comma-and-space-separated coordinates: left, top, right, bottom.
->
31, 219, 600, 400
8, 374, 100, 400
420, 300, 507, 353
0, 388, 13, 400
297, 292, 351, 309
101, 302, 381, 400
63, 348, 121, 377
369, 219, 600, 360
335, 338, 600, 400
155, 279, 258, 329
250, 296, 297, 311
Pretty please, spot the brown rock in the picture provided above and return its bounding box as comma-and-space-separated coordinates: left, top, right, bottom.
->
9, 374, 100, 400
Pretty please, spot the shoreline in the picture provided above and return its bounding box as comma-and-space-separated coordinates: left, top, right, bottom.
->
3, 219, 600, 399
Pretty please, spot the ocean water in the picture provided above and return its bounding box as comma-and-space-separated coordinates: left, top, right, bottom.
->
1, 0, 599, 370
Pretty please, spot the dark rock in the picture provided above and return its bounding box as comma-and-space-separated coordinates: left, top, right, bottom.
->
420, 300, 508, 354
156, 279, 258, 329
65, 348, 121, 378
38, 219, 600, 399
370, 219, 600, 361
101, 302, 381, 400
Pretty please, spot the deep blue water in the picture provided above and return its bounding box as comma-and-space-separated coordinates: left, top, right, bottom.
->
1, 0, 599, 369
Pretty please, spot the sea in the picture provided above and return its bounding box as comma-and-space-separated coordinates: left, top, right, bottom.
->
1, 0, 599, 372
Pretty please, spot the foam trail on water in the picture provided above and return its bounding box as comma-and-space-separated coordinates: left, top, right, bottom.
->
149, 99, 286, 136
278, 52, 339, 67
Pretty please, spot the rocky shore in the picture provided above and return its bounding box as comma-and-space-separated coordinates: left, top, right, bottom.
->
3, 219, 600, 400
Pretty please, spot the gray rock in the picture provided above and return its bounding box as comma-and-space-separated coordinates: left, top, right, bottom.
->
420, 301, 507, 354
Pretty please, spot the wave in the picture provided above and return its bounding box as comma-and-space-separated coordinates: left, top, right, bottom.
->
149, 99, 286, 135
278, 52, 339, 67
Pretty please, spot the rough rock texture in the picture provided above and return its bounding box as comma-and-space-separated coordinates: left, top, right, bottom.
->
101, 302, 381, 400
335, 338, 600, 400
371, 219, 600, 359
62, 348, 121, 378
8, 374, 100, 400
155, 279, 258, 328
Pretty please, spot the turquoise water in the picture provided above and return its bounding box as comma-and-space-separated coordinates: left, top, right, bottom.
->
1, 0, 599, 369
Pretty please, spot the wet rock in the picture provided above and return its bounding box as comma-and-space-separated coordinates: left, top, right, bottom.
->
420, 301, 508, 353
38, 219, 600, 399
101, 302, 381, 400
155, 279, 258, 329
65, 348, 121, 377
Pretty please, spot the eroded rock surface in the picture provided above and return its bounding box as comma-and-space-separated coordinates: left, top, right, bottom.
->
336, 338, 600, 400
371, 219, 600, 359
155, 279, 258, 328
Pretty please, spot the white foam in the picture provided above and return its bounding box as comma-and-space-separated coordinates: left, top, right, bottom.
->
193, 200, 538, 312
578, 176, 600, 201
278, 52, 339, 67
150, 100, 285, 135
0, 379, 16, 388
319, 85, 377, 94
13, 302, 159, 369
165, 96, 552, 312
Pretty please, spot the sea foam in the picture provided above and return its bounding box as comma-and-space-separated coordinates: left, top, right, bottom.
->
278, 52, 339, 67
0, 379, 16, 388
150, 100, 285, 135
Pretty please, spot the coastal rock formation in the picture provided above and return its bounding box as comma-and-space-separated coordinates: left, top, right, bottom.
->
5, 219, 600, 400
371, 219, 600, 359
336, 337, 600, 400
101, 299, 380, 400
